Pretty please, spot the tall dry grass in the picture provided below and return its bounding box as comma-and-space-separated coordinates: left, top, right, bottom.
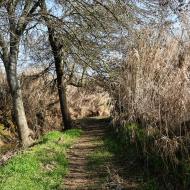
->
110, 28, 190, 170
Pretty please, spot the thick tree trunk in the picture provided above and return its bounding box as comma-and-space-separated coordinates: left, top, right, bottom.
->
11, 80, 34, 147
5, 40, 34, 147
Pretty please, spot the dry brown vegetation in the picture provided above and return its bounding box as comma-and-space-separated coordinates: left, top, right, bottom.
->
68, 85, 111, 119
0, 72, 111, 144
116, 30, 190, 126
105, 28, 190, 187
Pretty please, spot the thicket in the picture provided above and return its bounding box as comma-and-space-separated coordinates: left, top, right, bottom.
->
107, 27, 190, 189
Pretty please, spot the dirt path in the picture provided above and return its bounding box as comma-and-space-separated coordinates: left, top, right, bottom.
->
62, 118, 144, 190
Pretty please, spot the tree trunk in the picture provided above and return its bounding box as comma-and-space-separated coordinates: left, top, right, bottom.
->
11, 80, 34, 147
48, 31, 72, 130
56, 60, 72, 130
5, 40, 34, 147
40, 0, 72, 130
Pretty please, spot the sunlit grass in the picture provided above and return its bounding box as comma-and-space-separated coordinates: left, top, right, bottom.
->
0, 129, 82, 190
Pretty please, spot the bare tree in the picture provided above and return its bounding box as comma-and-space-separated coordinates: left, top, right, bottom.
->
38, 0, 123, 130
0, 0, 40, 147
40, 1, 72, 130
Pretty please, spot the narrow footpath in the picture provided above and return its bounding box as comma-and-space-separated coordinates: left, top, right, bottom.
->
62, 118, 145, 190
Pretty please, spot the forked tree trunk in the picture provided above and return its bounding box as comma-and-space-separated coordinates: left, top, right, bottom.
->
5, 40, 34, 147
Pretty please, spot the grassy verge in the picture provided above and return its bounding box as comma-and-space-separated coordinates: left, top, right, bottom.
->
87, 136, 123, 170
0, 129, 82, 190
86, 130, 116, 188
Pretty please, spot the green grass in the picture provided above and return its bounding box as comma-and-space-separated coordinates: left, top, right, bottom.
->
87, 145, 113, 170
85, 133, 117, 188
87, 131, 123, 176
0, 129, 82, 190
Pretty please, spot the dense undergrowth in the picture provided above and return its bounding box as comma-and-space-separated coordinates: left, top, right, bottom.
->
103, 27, 190, 190
0, 129, 81, 190
112, 122, 190, 190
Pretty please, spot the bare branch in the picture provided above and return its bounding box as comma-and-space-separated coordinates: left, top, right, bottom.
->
17, 0, 41, 36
